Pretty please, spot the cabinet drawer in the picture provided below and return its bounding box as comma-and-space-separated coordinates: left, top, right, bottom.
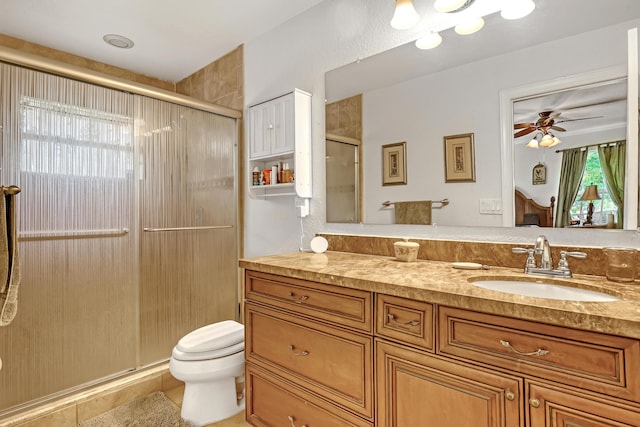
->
246, 365, 373, 427
245, 302, 374, 419
245, 270, 372, 332
438, 306, 640, 402
376, 294, 434, 351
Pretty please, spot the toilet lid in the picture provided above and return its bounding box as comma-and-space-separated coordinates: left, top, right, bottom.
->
172, 340, 244, 361
174, 320, 244, 359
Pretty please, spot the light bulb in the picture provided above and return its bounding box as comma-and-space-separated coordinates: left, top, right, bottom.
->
501, 0, 535, 20
391, 0, 420, 30
415, 31, 443, 49
455, 17, 484, 35
539, 133, 553, 147
434, 0, 467, 13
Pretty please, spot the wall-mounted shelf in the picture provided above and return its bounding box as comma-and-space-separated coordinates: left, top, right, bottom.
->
248, 89, 311, 199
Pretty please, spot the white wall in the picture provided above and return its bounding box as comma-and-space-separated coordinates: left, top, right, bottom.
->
243, 0, 640, 257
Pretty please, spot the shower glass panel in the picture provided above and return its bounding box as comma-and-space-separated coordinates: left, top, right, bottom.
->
326, 138, 360, 223
0, 63, 238, 412
136, 96, 238, 364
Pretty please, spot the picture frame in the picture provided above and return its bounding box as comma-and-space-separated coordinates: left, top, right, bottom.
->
532, 162, 546, 185
382, 141, 407, 186
444, 133, 475, 183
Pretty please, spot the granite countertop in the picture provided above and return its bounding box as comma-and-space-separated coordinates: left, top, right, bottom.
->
240, 251, 640, 339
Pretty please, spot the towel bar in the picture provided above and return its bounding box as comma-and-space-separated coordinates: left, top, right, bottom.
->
1, 185, 21, 195
18, 227, 129, 240
382, 199, 449, 208
143, 225, 233, 232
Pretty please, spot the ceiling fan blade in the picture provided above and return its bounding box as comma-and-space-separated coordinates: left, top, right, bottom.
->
550, 126, 566, 132
514, 128, 536, 138
514, 122, 534, 129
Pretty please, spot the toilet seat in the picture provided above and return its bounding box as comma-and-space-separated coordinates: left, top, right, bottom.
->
172, 320, 244, 361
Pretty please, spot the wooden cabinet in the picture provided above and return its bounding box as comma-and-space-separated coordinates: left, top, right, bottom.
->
243, 269, 640, 427
527, 382, 640, 426
248, 89, 311, 198
244, 271, 374, 426
376, 340, 524, 427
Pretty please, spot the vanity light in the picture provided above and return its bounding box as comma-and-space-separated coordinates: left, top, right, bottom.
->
501, 0, 536, 20
391, 0, 420, 30
415, 31, 443, 49
455, 16, 485, 35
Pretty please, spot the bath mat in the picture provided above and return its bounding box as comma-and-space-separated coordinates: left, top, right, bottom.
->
76, 391, 193, 427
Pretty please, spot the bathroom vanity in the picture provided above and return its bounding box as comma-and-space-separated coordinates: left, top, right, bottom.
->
240, 251, 640, 427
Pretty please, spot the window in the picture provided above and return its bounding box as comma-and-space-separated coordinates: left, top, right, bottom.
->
19, 96, 133, 178
570, 148, 617, 224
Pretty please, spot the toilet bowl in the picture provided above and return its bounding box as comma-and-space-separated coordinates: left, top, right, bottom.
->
169, 320, 245, 426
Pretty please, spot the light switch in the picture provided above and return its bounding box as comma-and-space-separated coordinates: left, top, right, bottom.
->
479, 199, 502, 215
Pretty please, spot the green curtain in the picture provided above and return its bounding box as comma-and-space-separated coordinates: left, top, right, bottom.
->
598, 141, 626, 229
555, 148, 588, 227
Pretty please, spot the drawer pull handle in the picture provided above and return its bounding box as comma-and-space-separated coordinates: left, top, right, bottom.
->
288, 415, 307, 427
387, 313, 420, 326
288, 292, 308, 304
529, 398, 541, 408
288, 345, 309, 356
505, 391, 516, 401
500, 340, 549, 357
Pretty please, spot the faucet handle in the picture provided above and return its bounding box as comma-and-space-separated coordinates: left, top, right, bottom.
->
513, 247, 536, 269
557, 250, 587, 271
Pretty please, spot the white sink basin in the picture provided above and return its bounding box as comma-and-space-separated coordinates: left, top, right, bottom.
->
470, 279, 619, 302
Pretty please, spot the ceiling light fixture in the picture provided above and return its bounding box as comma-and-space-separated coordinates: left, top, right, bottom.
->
390, 0, 420, 30
526, 130, 561, 149
454, 17, 485, 35
434, 0, 475, 13
501, 0, 536, 20
103, 34, 135, 49
415, 31, 443, 49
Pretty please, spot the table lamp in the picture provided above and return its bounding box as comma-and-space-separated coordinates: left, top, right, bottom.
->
579, 184, 601, 225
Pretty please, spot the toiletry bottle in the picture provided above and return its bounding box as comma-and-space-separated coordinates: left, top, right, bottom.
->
272, 165, 279, 184
252, 167, 260, 186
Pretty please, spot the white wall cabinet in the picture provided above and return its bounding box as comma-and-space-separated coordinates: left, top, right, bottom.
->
248, 89, 311, 198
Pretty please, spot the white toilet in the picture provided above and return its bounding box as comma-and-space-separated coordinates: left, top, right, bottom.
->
169, 320, 245, 426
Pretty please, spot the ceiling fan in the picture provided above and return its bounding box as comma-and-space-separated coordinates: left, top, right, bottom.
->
513, 111, 603, 138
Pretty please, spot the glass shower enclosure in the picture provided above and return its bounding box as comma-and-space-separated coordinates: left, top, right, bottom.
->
0, 63, 238, 412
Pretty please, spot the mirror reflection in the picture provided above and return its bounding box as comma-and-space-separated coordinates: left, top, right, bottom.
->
325, 1, 640, 229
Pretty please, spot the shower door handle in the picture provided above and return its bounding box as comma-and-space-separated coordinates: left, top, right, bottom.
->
143, 225, 233, 232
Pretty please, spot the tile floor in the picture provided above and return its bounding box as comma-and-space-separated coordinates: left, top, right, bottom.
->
164, 385, 251, 427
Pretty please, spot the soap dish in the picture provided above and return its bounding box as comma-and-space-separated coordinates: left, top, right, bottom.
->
394, 238, 419, 262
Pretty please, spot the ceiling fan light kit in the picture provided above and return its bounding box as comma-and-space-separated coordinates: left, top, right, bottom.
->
501, 0, 536, 20
390, 0, 421, 29
402, 1, 536, 51
415, 31, 443, 49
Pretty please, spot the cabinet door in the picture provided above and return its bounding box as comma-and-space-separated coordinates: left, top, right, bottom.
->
249, 101, 274, 158
528, 383, 640, 427
376, 340, 523, 427
270, 93, 294, 155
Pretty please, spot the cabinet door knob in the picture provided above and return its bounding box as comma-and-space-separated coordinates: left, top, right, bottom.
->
267, 123, 274, 129
505, 391, 516, 401
288, 345, 309, 356
529, 398, 541, 408
288, 415, 307, 427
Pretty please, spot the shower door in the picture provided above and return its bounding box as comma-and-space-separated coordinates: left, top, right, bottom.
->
0, 63, 238, 412
135, 96, 238, 364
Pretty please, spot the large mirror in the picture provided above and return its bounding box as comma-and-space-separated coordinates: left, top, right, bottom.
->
325, 0, 640, 229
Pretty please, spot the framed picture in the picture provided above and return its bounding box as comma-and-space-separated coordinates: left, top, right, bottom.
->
532, 162, 546, 185
382, 142, 407, 186
444, 133, 475, 183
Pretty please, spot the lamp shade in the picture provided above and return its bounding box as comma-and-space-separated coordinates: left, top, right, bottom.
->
391, 0, 420, 29
579, 185, 601, 201
415, 31, 443, 49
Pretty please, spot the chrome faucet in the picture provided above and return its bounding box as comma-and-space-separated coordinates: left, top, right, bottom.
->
512, 235, 586, 278
534, 235, 552, 270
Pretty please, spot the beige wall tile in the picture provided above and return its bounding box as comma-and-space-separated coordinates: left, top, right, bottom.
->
9, 404, 76, 427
